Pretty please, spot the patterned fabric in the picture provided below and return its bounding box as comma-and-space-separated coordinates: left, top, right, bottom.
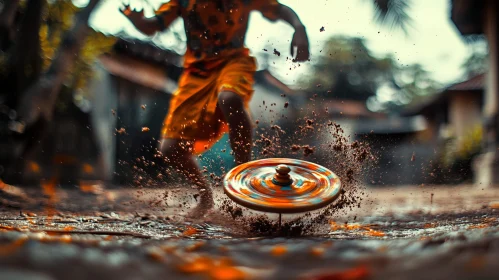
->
161, 49, 257, 154
156, 0, 280, 67
224, 158, 342, 213
157, 0, 281, 153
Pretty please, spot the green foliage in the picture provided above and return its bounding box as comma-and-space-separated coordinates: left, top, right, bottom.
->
457, 125, 483, 160
300, 36, 391, 100
369, 0, 412, 34
301, 36, 441, 112
33, 0, 116, 112
390, 63, 442, 107
462, 42, 488, 78
40, 0, 116, 93
0, 0, 116, 102
440, 124, 483, 168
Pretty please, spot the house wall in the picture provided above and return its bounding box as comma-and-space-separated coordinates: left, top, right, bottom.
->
22, 103, 102, 184
89, 63, 174, 183
449, 92, 483, 143
352, 133, 437, 186
88, 63, 118, 181
112, 78, 173, 184
416, 114, 442, 143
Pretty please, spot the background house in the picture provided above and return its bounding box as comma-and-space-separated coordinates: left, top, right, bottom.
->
399, 74, 485, 184
290, 88, 434, 186
354, 115, 430, 186
451, 0, 499, 185
402, 73, 484, 145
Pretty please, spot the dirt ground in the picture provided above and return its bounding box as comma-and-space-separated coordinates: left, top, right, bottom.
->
0, 183, 498, 280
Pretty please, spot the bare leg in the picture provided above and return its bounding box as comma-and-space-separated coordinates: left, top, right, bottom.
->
159, 138, 213, 218
218, 91, 252, 165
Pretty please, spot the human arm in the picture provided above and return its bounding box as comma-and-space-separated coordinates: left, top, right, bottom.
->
119, 2, 179, 36
276, 4, 310, 62
254, 2, 310, 62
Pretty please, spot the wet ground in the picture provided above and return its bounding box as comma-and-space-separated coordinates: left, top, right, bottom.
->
1, 182, 499, 280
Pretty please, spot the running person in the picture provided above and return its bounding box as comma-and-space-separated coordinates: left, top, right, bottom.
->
121, 0, 310, 218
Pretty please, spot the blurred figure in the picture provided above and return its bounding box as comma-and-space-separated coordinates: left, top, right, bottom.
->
121, 0, 309, 218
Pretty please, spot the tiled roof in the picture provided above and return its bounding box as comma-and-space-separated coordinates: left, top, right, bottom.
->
113, 37, 183, 67
99, 53, 178, 93
355, 115, 427, 134
447, 73, 484, 91
401, 73, 485, 116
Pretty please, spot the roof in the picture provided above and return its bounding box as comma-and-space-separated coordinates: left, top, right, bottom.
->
321, 100, 384, 118
447, 73, 484, 91
99, 53, 178, 93
355, 115, 427, 134
451, 0, 485, 35
113, 37, 183, 68
401, 73, 484, 116
254, 70, 294, 95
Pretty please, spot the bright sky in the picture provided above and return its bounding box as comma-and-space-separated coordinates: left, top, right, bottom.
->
85, 0, 474, 88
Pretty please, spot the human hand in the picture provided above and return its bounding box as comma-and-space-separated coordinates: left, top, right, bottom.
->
291, 26, 310, 62
119, 4, 145, 24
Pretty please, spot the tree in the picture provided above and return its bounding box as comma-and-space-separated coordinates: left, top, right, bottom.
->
370, 0, 412, 34
300, 36, 395, 101
0, 0, 115, 178
371, 62, 442, 112
300, 36, 440, 112
461, 39, 488, 78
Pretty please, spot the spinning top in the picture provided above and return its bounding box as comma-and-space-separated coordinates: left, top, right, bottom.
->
224, 158, 341, 218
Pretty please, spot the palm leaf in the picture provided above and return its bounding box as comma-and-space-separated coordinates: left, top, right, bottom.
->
370, 0, 412, 34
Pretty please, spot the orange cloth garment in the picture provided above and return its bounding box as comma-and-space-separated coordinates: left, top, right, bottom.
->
156, 0, 281, 154
161, 49, 257, 154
